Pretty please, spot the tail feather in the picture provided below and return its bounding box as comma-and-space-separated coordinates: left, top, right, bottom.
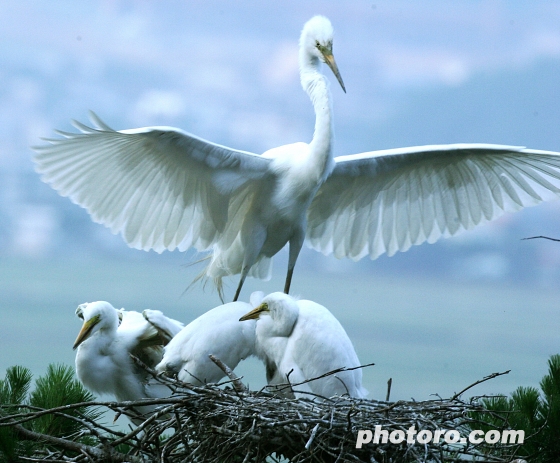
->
188, 246, 273, 302
188, 258, 226, 303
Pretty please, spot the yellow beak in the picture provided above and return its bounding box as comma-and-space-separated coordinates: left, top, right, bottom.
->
72, 315, 100, 350
322, 51, 346, 93
239, 303, 269, 322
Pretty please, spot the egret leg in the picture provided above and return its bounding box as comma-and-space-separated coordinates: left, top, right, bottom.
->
284, 268, 294, 294
284, 230, 304, 294
233, 270, 248, 302
233, 225, 267, 301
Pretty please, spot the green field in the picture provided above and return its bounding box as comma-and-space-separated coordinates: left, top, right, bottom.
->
1, 255, 559, 401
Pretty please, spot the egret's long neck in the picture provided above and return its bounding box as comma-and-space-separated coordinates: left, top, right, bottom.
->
262, 303, 298, 338
90, 316, 118, 351
299, 53, 335, 177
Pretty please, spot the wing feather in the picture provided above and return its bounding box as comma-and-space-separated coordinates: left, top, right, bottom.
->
34, 113, 271, 253
381, 189, 394, 255
419, 164, 436, 242
394, 175, 408, 252
307, 144, 560, 261
462, 160, 483, 225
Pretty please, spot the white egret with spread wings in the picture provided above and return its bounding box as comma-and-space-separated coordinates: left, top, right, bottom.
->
35, 16, 560, 301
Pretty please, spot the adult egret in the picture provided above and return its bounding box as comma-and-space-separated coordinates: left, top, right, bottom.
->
73, 301, 178, 419
155, 292, 262, 385
34, 16, 560, 301
239, 292, 367, 399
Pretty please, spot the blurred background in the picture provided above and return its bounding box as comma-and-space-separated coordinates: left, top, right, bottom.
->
1, 0, 560, 402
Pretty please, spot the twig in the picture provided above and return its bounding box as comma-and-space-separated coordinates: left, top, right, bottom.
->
10, 422, 141, 463
278, 362, 376, 397
209, 354, 247, 392
386, 378, 393, 402
451, 370, 510, 400
305, 423, 320, 451
521, 235, 560, 242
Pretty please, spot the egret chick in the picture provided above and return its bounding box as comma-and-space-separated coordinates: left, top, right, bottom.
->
34, 16, 560, 303
240, 292, 367, 399
73, 302, 174, 419
156, 295, 259, 385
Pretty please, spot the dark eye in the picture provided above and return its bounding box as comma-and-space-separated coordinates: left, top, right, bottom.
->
315, 40, 320, 47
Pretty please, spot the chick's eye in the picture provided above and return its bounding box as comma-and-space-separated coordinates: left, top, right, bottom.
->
315, 40, 320, 47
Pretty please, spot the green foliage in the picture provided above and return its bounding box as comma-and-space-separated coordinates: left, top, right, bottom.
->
0, 364, 101, 461
0, 366, 32, 405
536, 354, 560, 461
29, 364, 101, 440
0, 366, 34, 462
470, 354, 560, 463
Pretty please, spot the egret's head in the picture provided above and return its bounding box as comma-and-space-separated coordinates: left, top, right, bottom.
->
240, 292, 299, 337
300, 15, 345, 92
301, 16, 334, 52
75, 303, 87, 320
73, 301, 118, 349
239, 292, 298, 321
239, 301, 270, 322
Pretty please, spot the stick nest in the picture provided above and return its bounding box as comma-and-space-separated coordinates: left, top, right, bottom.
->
1, 365, 524, 463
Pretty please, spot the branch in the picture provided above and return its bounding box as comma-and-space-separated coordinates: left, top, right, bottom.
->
522, 235, 560, 242
269, 362, 375, 399
209, 354, 247, 392
10, 422, 141, 463
451, 370, 510, 401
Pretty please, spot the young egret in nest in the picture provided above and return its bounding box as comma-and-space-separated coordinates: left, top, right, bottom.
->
240, 292, 367, 399
35, 16, 560, 302
156, 292, 263, 385
73, 302, 183, 421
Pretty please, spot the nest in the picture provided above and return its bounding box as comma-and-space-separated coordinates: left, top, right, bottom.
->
1, 362, 524, 463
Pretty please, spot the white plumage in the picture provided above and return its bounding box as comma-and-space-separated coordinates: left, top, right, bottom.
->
34, 16, 560, 301
155, 293, 262, 385
73, 301, 181, 419
240, 292, 367, 399
142, 308, 184, 342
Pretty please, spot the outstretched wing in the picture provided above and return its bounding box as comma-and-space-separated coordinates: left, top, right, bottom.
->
307, 144, 560, 260
33, 112, 271, 253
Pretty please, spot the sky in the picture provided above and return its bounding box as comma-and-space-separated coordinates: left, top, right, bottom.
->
1, 0, 560, 401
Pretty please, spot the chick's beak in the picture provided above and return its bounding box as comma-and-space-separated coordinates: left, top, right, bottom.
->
72, 317, 99, 350
239, 303, 268, 322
